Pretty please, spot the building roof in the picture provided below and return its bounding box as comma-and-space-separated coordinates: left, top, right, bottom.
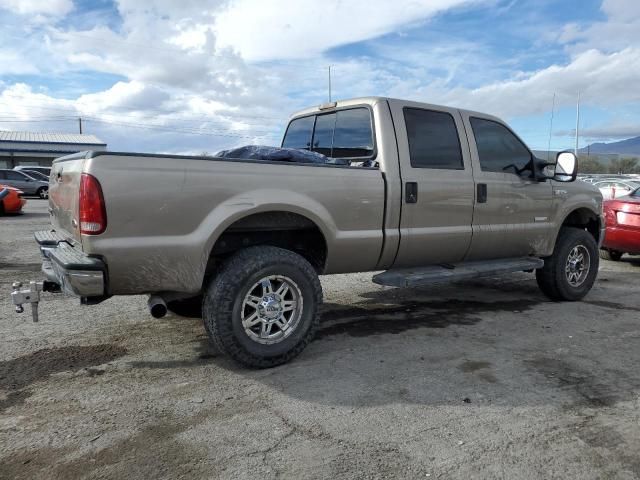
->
0, 131, 106, 146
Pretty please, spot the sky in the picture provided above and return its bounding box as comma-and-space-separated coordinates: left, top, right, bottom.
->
0, 0, 639, 154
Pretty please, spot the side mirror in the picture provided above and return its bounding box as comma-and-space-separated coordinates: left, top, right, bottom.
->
553, 152, 577, 182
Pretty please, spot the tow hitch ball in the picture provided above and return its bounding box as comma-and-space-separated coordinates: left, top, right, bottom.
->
11, 281, 60, 322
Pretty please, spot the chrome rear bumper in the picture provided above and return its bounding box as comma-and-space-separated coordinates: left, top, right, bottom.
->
36, 230, 105, 297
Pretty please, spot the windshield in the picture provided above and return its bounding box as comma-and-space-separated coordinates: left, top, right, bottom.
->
631, 187, 640, 197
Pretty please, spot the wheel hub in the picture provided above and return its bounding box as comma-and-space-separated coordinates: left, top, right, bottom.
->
258, 295, 283, 320
565, 245, 590, 287
241, 275, 303, 345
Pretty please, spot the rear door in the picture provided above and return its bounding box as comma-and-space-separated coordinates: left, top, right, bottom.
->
389, 101, 475, 267
462, 114, 553, 259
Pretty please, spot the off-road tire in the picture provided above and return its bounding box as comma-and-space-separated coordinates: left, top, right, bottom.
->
536, 227, 599, 301
599, 249, 623, 261
203, 246, 322, 368
167, 295, 203, 318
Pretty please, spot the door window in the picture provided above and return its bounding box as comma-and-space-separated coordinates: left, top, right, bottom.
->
470, 117, 532, 174
403, 108, 463, 169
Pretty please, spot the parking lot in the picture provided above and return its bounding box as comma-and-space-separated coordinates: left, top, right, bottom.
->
1, 199, 639, 479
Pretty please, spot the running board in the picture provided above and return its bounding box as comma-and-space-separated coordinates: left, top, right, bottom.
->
373, 257, 544, 288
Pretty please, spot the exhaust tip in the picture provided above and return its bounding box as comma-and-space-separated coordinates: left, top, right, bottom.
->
148, 295, 168, 318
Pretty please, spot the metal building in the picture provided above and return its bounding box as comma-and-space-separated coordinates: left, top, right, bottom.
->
0, 131, 107, 169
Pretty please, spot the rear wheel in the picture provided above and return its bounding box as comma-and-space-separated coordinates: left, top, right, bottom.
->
599, 249, 623, 261
203, 246, 322, 368
37, 187, 48, 199
536, 227, 599, 301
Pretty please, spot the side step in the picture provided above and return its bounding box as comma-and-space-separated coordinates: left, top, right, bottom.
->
373, 257, 544, 288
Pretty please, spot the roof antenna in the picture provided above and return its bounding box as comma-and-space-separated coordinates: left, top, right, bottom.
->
575, 91, 581, 156
328, 65, 332, 102
547, 92, 555, 162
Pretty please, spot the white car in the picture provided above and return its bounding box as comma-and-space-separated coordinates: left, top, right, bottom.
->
593, 179, 640, 200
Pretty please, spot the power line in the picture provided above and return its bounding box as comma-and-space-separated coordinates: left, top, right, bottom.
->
83, 118, 279, 139
0, 99, 284, 122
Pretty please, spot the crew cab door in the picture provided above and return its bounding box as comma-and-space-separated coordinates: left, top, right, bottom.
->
389, 102, 475, 267
462, 114, 553, 259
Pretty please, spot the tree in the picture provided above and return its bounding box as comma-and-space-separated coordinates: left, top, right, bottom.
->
578, 156, 606, 174
608, 157, 639, 174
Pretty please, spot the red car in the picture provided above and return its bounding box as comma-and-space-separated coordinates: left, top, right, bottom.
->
0, 184, 26, 214
600, 187, 640, 260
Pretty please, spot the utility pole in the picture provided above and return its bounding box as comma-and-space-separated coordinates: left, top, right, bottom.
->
78, 117, 83, 134
575, 92, 580, 156
328, 65, 332, 103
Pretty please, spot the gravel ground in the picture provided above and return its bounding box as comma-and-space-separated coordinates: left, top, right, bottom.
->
1, 200, 639, 479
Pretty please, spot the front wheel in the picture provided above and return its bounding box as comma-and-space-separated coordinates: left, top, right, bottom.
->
203, 246, 322, 368
536, 227, 599, 301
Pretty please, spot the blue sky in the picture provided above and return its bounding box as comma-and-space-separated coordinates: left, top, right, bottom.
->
0, 0, 639, 154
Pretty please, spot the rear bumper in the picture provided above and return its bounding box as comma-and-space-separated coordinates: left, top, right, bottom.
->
35, 230, 106, 297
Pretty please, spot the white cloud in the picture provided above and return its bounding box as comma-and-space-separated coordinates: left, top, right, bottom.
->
3, 0, 640, 151
429, 48, 640, 118
213, 0, 477, 61
0, 0, 73, 17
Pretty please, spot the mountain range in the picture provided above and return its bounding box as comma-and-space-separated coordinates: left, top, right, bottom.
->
580, 136, 640, 156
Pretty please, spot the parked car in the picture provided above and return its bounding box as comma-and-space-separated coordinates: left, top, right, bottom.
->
593, 179, 640, 200
14, 165, 51, 177
600, 187, 640, 261
0, 185, 26, 214
11, 97, 602, 368
0, 169, 49, 198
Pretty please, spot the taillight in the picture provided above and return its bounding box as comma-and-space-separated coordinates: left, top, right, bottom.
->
79, 173, 107, 235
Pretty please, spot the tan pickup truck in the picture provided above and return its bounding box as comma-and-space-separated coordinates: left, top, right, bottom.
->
12, 97, 603, 367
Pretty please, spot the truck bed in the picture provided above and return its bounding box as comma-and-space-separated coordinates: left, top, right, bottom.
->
49, 151, 387, 295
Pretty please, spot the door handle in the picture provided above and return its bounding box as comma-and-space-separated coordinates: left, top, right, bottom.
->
477, 183, 487, 203
405, 182, 418, 204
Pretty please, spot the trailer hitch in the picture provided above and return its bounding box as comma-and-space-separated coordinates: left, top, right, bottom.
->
11, 280, 60, 322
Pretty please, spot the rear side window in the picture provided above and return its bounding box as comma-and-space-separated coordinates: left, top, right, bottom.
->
470, 117, 532, 173
283, 107, 374, 159
281, 115, 314, 150
403, 108, 463, 169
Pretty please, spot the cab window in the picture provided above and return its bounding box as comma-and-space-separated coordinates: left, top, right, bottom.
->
470, 117, 532, 174
281, 115, 314, 150
282, 107, 374, 160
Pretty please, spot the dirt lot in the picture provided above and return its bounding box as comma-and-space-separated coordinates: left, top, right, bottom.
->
1, 199, 639, 479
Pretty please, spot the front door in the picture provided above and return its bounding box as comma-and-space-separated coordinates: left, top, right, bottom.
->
390, 101, 475, 268
462, 114, 553, 260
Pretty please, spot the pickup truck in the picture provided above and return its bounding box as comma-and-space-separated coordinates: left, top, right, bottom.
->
12, 97, 604, 368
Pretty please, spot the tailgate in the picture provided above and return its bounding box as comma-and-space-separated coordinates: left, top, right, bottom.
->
49, 153, 85, 244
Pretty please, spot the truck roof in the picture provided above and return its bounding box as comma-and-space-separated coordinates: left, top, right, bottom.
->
289, 96, 504, 124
